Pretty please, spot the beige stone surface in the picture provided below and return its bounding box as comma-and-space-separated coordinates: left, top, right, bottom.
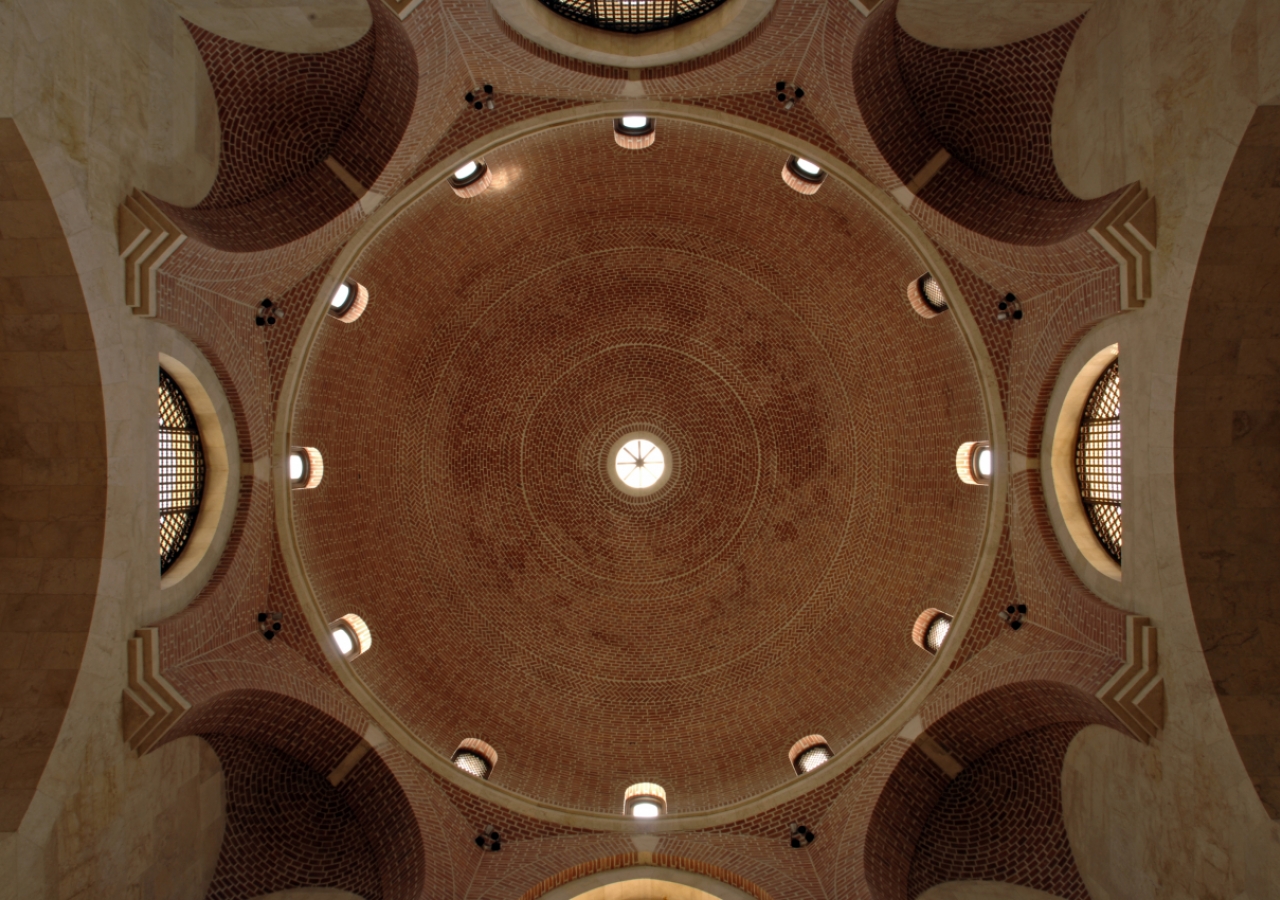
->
916, 882, 1067, 900
0, 0, 229, 895
171, 0, 372, 53
897, 0, 1092, 50
1048, 0, 1280, 896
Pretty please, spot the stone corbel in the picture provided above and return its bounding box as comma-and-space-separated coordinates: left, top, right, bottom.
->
122, 627, 191, 754
1088, 183, 1156, 310
117, 190, 185, 318
1096, 615, 1165, 742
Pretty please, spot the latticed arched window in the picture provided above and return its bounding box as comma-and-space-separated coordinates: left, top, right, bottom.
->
535, 0, 729, 33
1076, 359, 1121, 563
159, 369, 206, 573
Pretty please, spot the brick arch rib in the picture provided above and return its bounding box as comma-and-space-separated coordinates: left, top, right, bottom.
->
853, 0, 1122, 246
180, 689, 425, 900
152, 0, 416, 253
866, 680, 1123, 900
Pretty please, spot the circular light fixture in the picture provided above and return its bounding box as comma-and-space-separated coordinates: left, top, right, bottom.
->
289, 447, 324, 490
788, 734, 833, 776
453, 749, 492, 779
607, 431, 673, 496
451, 739, 498, 780
924, 612, 953, 652
796, 744, 832, 773
332, 626, 354, 656
974, 445, 993, 480
449, 160, 493, 198
614, 116, 656, 150
623, 782, 667, 817
328, 280, 368, 322
794, 157, 821, 177
289, 451, 307, 484
783, 155, 827, 195
328, 613, 371, 659
955, 441, 992, 486
330, 283, 351, 311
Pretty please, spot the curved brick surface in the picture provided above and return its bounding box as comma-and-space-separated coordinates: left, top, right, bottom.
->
291, 119, 990, 813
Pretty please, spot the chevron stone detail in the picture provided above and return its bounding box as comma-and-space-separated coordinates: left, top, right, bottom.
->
117, 190, 185, 318
121, 627, 191, 754
1089, 182, 1156, 310
1097, 615, 1165, 742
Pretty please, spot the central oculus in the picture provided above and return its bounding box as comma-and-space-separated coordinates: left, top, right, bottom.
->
607, 431, 672, 496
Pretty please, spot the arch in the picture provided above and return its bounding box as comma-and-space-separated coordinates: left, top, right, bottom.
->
853, 0, 1123, 247
271, 99, 1009, 831
174, 689, 426, 899
0, 119, 107, 832
866, 680, 1125, 900
157, 335, 242, 601
528, 862, 766, 900
151, 0, 416, 253
1175, 104, 1280, 818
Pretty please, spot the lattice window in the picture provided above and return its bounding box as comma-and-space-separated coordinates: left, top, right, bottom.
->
1076, 359, 1121, 563
919, 273, 948, 312
535, 0, 729, 34
159, 369, 205, 573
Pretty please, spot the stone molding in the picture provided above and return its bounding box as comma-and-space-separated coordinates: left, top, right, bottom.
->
1088, 183, 1156, 310
1096, 615, 1164, 742
122, 627, 192, 754
118, 189, 186, 318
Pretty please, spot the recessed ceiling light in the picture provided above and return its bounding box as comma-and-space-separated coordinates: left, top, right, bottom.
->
795, 157, 821, 176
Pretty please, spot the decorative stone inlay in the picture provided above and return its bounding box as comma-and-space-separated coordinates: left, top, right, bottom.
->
122, 627, 191, 754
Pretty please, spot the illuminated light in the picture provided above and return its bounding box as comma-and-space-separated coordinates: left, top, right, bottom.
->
631, 801, 661, 818
621, 115, 649, 130
975, 446, 993, 479
289, 452, 305, 483
795, 157, 821, 176
925, 613, 952, 652
330, 283, 350, 309
332, 626, 354, 656
454, 161, 479, 181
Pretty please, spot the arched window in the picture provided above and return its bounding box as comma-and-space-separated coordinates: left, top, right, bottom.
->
536, 0, 729, 33
1076, 359, 1122, 563
451, 739, 498, 779
158, 368, 206, 573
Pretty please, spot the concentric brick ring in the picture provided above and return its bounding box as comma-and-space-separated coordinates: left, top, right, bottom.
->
291, 119, 991, 813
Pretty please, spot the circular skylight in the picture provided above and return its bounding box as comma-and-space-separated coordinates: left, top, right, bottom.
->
621, 115, 649, 130
631, 800, 661, 818
794, 157, 822, 177
454, 161, 479, 181
615, 437, 665, 489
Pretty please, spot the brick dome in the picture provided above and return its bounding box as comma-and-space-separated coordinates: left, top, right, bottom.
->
292, 119, 990, 814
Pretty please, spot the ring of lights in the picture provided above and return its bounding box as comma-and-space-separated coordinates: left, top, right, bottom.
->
491, 0, 774, 70
275, 101, 1007, 830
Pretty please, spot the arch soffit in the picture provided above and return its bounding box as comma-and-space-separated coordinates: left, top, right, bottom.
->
272, 101, 1009, 831
536, 865, 762, 900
